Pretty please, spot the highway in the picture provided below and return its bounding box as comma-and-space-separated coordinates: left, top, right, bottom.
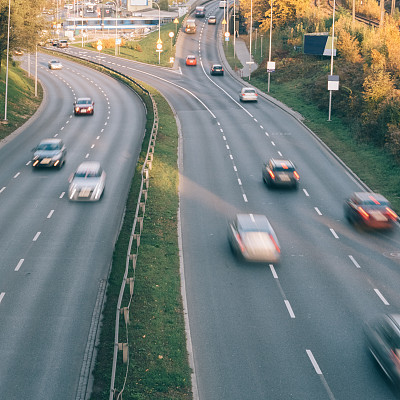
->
0, 55, 146, 399
8, 1, 400, 399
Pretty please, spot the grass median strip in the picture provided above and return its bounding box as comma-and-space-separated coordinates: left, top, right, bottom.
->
90, 86, 192, 399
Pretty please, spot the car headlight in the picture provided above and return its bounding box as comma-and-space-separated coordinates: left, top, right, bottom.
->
75, 107, 80, 112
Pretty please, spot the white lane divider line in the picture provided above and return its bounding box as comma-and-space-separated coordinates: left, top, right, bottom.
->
330, 228, 339, 239
15, 259, 24, 271
0, 187, 5, 193
349, 255, 361, 269
270, 264, 278, 279
374, 289, 390, 305
13, 172, 20, 179
314, 207, 322, 215
306, 349, 322, 375
33, 232, 41, 242
303, 189, 310, 197
284, 300, 296, 318
0, 292, 5, 304
47, 210, 55, 219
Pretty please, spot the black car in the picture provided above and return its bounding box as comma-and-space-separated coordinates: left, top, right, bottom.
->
210, 64, 224, 75
344, 192, 398, 230
262, 158, 299, 188
365, 314, 400, 386
32, 138, 66, 168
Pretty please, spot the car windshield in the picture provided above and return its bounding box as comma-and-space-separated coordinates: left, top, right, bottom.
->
214, 66, 222, 69
244, 89, 256, 93
75, 170, 100, 178
77, 99, 92, 105
274, 165, 294, 172
37, 143, 61, 151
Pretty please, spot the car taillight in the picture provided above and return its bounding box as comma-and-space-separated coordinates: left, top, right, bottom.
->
386, 207, 399, 221
390, 349, 400, 371
357, 207, 369, 220
293, 171, 300, 180
236, 233, 245, 253
269, 234, 280, 253
268, 170, 275, 180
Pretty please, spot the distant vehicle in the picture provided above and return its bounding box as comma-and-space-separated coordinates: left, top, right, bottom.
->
68, 161, 106, 201
344, 192, 398, 229
262, 159, 300, 189
210, 64, 224, 75
228, 213, 281, 263
48, 60, 63, 70
239, 87, 258, 102
208, 15, 217, 24
32, 138, 66, 169
365, 314, 400, 386
13, 49, 24, 56
185, 55, 197, 66
184, 19, 196, 33
195, 6, 206, 17
57, 39, 69, 48
51, 39, 59, 46
219, 0, 227, 8
74, 97, 94, 115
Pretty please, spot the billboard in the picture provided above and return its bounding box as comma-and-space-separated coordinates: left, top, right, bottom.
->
303, 33, 336, 56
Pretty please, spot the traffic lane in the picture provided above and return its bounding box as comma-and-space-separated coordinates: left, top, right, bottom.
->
0, 60, 146, 399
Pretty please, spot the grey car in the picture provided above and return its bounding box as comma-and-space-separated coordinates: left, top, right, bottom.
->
32, 138, 66, 168
68, 162, 106, 201
262, 158, 299, 189
228, 213, 281, 263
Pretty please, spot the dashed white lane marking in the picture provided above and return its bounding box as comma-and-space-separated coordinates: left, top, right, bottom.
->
284, 300, 296, 318
271, 141, 276, 146
303, 189, 310, 197
33, 232, 41, 241
60, 192, 65, 199
0, 292, 5, 304
85, 153, 90, 158
314, 207, 322, 215
91, 144, 95, 149
47, 210, 55, 219
229, 155, 233, 159
15, 259, 24, 271
13, 172, 20, 179
0, 187, 5, 193
238, 179, 242, 185
306, 350, 322, 374
277, 151, 283, 156
374, 289, 390, 305
265, 132, 269, 137
330, 228, 339, 239
243, 194, 248, 202
349, 255, 361, 269
270, 264, 278, 279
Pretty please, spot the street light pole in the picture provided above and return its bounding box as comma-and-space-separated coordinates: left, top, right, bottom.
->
249, 0, 253, 80
154, 2, 161, 64
4, 0, 11, 121
268, 0, 273, 92
328, 0, 335, 121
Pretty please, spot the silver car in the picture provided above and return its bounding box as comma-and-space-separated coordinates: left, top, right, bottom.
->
228, 214, 281, 263
68, 162, 106, 201
48, 60, 62, 70
239, 87, 258, 102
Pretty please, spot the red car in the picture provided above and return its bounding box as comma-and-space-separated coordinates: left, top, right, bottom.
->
74, 97, 94, 115
186, 55, 197, 66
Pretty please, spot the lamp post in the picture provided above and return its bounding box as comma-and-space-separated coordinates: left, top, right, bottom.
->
154, 2, 161, 64
267, 0, 273, 92
4, 0, 11, 121
248, 0, 253, 80
328, 0, 336, 121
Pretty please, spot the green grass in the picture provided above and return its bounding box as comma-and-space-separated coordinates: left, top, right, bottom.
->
0, 60, 43, 138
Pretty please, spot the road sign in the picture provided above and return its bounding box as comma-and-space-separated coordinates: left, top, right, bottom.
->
116, 38, 121, 45
222, 19, 226, 25
97, 44, 102, 51
157, 38, 162, 44
267, 61, 275, 73
156, 43, 163, 50
224, 31, 230, 37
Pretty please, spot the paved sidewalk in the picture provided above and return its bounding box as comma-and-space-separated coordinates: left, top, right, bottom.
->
232, 37, 258, 78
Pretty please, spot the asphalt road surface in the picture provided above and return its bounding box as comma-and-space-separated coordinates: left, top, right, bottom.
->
21, 2, 400, 399
0, 54, 146, 399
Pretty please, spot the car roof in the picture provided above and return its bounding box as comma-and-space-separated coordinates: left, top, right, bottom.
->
242, 87, 256, 91
187, 55, 195, 58
50, 60, 60, 62
77, 97, 92, 101
39, 138, 63, 144
76, 161, 101, 173
352, 192, 389, 204
270, 158, 295, 168
236, 213, 273, 232
212, 64, 222, 67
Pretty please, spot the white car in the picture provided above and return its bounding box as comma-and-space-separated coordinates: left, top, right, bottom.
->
219, 0, 227, 8
48, 60, 62, 70
68, 162, 106, 201
239, 87, 258, 102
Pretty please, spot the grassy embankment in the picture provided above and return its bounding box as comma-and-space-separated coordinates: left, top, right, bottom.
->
226, 34, 400, 212
0, 61, 43, 138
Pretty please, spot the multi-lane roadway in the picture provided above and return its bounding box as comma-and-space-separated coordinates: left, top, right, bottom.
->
4, 1, 400, 399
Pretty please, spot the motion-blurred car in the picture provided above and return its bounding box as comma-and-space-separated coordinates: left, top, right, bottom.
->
228, 213, 281, 263
195, 6, 206, 17
13, 49, 24, 56
74, 97, 94, 115
210, 64, 224, 76
344, 192, 398, 229
262, 159, 299, 189
239, 87, 258, 102
48, 60, 63, 70
186, 55, 197, 66
365, 314, 400, 386
208, 15, 216, 24
57, 39, 69, 48
32, 138, 66, 169
68, 161, 106, 201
